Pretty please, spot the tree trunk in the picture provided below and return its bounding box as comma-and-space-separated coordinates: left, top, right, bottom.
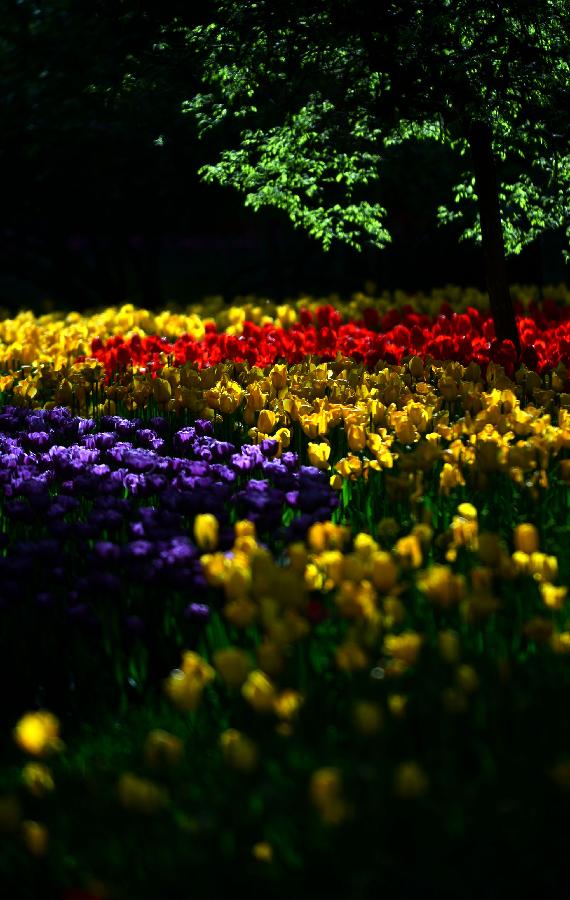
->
468, 120, 520, 350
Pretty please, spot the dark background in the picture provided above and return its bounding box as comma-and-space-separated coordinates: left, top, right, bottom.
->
1, 1, 568, 313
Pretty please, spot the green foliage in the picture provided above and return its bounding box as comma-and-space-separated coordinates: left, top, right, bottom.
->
197, 97, 390, 249
439, 149, 570, 258
183, 0, 570, 256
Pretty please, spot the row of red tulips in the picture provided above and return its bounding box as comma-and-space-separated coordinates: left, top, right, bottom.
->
83, 301, 570, 378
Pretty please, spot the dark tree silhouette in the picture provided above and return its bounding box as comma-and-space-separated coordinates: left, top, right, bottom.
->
185, 0, 570, 348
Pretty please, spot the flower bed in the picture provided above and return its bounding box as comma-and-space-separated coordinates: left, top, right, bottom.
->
1, 288, 570, 899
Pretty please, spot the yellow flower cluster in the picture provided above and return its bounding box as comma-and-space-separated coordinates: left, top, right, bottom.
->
6, 524, 567, 820
201, 520, 310, 656
5, 500, 569, 866
164, 651, 216, 712
196, 509, 568, 708
0, 305, 209, 372
4, 345, 570, 500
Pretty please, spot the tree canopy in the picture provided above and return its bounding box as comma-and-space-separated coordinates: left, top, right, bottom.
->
184, 0, 570, 262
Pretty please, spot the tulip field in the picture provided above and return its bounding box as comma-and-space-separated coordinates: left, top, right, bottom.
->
2, 284, 570, 899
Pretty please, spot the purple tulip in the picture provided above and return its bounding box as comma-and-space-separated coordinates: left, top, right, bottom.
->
184, 602, 210, 623
260, 438, 279, 458
149, 416, 168, 433
126, 540, 154, 559
94, 541, 122, 563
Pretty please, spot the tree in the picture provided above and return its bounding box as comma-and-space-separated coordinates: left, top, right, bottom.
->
183, 0, 570, 348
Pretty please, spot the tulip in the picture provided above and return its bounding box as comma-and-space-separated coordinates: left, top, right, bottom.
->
513, 523, 540, 554
252, 842, 274, 862
273, 690, 304, 720
456, 664, 479, 694
383, 632, 423, 667
241, 670, 277, 713
13, 711, 63, 758
117, 773, 168, 814
370, 551, 398, 593
335, 641, 369, 671
220, 729, 258, 773
21, 820, 49, 856
213, 648, 253, 688
309, 767, 348, 825
193, 513, 219, 551
307, 442, 331, 470
257, 409, 277, 434
393, 762, 429, 798
352, 701, 384, 736
143, 730, 184, 769
347, 423, 366, 451
437, 630, 461, 664
21, 763, 55, 798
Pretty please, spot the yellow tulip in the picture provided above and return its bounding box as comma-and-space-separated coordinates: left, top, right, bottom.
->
164, 671, 204, 712
117, 773, 168, 814
13, 711, 62, 758
256, 640, 285, 676
439, 462, 466, 494
383, 632, 423, 667
224, 562, 252, 600
457, 502, 477, 521
181, 651, 216, 683
21, 763, 54, 798
419, 565, 465, 608
456, 664, 479, 694
393, 762, 429, 798
394, 416, 418, 444
394, 534, 423, 569
335, 455, 363, 478
224, 597, 257, 629
152, 378, 171, 404
273, 690, 304, 720
309, 767, 348, 825
387, 694, 408, 718
257, 409, 277, 433
347, 423, 366, 451
270, 363, 288, 388
194, 513, 219, 550
335, 641, 369, 671
370, 551, 398, 593
274, 427, 291, 450
529, 552, 558, 582
235, 519, 256, 539
513, 523, 539, 554
220, 729, 259, 773
219, 391, 241, 414
408, 356, 424, 378
540, 582, 567, 610
252, 841, 274, 862
477, 532, 503, 566
241, 670, 277, 713
143, 730, 184, 769
307, 442, 331, 470
21, 820, 49, 857
352, 701, 384, 736
213, 647, 253, 688
551, 632, 570, 654
437, 630, 461, 664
